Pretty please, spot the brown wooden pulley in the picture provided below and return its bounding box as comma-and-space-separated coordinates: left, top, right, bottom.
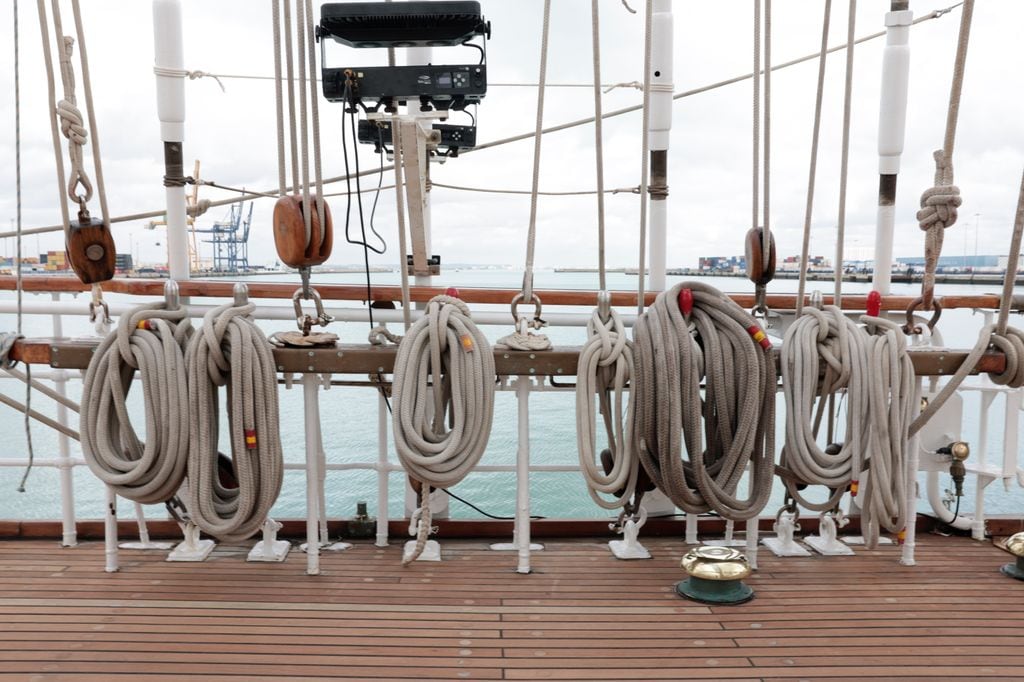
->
66, 216, 116, 284
744, 226, 776, 286
273, 195, 333, 268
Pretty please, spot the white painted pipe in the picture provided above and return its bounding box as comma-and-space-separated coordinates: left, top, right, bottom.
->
648, 200, 668, 291
900, 377, 923, 566
0, 299, 625, 328
302, 373, 321, 575
925, 469, 973, 531
50, 292, 77, 547
516, 376, 532, 574
104, 486, 119, 572
153, 0, 190, 281
376, 391, 390, 547
872, 5, 913, 295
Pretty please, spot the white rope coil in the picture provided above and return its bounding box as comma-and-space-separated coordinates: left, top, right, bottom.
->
859, 315, 915, 547
576, 308, 638, 509
186, 301, 283, 543
392, 295, 495, 563
780, 304, 869, 511
632, 282, 776, 521
80, 302, 192, 504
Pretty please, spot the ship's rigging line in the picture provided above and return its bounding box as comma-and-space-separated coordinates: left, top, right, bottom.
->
634, 0, 652, 318
3, 3, 965, 242
12, 0, 36, 493
496, 0, 553, 353
575, 0, 639, 513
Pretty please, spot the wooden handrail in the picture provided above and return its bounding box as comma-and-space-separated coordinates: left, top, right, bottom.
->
0, 275, 1010, 311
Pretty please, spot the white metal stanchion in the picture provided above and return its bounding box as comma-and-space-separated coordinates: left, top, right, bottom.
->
900, 377, 924, 566
50, 293, 77, 547
376, 391, 390, 548
303, 373, 322, 575
489, 376, 543, 569
104, 486, 118, 573
684, 513, 699, 545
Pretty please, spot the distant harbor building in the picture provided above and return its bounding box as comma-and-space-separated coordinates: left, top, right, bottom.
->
115, 253, 134, 274
698, 256, 745, 273
778, 255, 831, 272
896, 255, 1021, 272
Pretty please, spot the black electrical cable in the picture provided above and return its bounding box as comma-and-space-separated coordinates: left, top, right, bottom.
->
461, 40, 484, 65
340, 82, 387, 255
443, 488, 545, 520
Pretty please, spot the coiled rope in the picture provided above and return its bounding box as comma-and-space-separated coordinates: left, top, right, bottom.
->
576, 307, 638, 509
780, 305, 869, 512
393, 295, 495, 564
633, 282, 776, 521
575, 0, 638, 511
859, 315, 915, 547
80, 302, 192, 504
186, 301, 283, 543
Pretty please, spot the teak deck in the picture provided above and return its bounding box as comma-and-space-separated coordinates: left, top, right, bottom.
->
0, 534, 1020, 680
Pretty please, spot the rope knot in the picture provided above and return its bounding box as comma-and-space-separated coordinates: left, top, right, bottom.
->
917, 150, 962, 232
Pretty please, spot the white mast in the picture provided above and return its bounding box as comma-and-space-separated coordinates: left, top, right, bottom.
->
647, 0, 674, 291
872, 0, 912, 294
153, 0, 190, 280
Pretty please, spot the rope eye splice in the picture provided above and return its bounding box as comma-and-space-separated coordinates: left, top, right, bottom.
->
185, 283, 285, 544
633, 282, 777, 526
392, 294, 496, 565
80, 280, 193, 506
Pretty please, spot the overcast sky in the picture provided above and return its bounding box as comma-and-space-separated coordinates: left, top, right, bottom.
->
1, 0, 1022, 270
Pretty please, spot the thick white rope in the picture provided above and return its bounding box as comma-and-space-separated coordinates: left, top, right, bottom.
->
295, 0, 313, 247
392, 295, 495, 563
186, 300, 283, 543
80, 302, 192, 504
633, 282, 776, 521
591, 0, 607, 292
303, 0, 326, 233
576, 308, 638, 509
917, 0, 973, 309
780, 305, 870, 512
271, 0, 287, 196
859, 315, 915, 547
834, 0, 857, 306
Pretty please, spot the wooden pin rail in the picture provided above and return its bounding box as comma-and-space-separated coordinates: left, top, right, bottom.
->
9, 338, 1008, 376
0, 275, 1017, 311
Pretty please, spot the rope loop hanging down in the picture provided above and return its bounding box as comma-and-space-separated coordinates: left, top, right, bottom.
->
80, 300, 193, 505
186, 298, 284, 543
632, 282, 777, 521
392, 294, 496, 564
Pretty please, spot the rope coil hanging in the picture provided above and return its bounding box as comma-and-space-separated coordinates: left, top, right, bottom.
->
393, 295, 495, 564
80, 301, 192, 504
780, 304, 870, 513
632, 282, 776, 521
186, 300, 283, 543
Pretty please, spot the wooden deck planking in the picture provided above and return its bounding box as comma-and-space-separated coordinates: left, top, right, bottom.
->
0, 535, 1021, 680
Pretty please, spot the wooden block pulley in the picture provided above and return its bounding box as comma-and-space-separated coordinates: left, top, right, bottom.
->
273, 195, 333, 269
744, 226, 776, 286
66, 217, 116, 284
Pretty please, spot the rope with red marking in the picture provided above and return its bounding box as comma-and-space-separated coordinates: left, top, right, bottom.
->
186, 300, 283, 543
632, 282, 776, 521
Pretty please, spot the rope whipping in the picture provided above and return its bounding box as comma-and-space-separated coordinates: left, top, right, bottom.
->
575, 0, 638, 511
186, 300, 283, 543
632, 282, 777, 521
915, 0, 973, 312
498, 0, 553, 351
392, 295, 495, 564
80, 302, 192, 504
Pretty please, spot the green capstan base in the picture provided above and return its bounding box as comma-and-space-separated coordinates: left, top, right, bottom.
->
675, 576, 754, 605
1000, 559, 1024, 581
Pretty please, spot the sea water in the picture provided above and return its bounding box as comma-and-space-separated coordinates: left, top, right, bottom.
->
1, 270, 1021, 526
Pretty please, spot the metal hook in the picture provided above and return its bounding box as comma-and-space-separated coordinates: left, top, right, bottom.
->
597, 290, 612, 323
233, 282, 249, 307
163, 279, 180, 310
902, 296, 943, 335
